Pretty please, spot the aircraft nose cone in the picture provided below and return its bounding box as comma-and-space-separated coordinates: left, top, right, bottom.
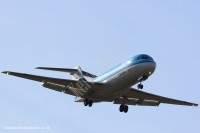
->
148, 62, 156, 75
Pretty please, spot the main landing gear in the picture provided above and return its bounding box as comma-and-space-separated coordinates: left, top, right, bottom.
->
84, 98, 93, 107
119, 104, 128, 113
119, 96, 129, 113
84, 91, 93, 107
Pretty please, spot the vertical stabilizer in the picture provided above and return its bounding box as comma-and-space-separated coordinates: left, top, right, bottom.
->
71, 66, 84, 80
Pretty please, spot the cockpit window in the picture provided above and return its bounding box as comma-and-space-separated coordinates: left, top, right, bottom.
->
140, 55, 149, 59
134, 55, 154, 61
135, 56, 141, 61
149, 57, 153, 60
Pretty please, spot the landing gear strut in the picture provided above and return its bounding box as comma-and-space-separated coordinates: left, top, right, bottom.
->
84, 90, 94, 107
137, 75, 148, 89
119, 96, 129, 113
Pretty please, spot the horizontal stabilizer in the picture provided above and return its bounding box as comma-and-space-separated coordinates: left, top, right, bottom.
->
35, 67, 97, 78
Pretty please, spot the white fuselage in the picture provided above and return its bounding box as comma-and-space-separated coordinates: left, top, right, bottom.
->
92, 62, 156, 101
75, 54, 156, 102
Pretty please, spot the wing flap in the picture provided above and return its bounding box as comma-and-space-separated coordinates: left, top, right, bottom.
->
140, 100, 158, 106
114, 98, 159, 106
2, 71, 103, 94
114, 98, 137, 105
122, 88, 198, 107
42, 82, 82, 96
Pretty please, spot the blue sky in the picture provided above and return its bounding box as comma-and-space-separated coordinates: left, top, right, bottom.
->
0, 1, 199, 133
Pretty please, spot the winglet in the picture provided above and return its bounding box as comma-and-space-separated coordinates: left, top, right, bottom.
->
2, 71, 10, 75
193, 104, 198, 107
35, 67, 43, 69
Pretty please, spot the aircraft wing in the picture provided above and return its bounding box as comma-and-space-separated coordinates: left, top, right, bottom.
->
2, 71, 103, 97
114, 88, 198, 107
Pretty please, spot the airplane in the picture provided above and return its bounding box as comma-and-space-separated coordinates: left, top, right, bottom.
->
2, 54, 198, 113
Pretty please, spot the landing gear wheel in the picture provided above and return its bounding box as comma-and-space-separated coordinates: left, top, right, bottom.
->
140, 85, 143, 89
88, 99, 93, 107
137, 84, 143, 89
137, 84, 140, 89
119, 105, 124, 112
124, 105, 128, 113
84, 98, 88, 106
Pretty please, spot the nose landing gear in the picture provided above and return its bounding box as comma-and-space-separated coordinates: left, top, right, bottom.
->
137, 83, 143, 89
137, 75, 148, 89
